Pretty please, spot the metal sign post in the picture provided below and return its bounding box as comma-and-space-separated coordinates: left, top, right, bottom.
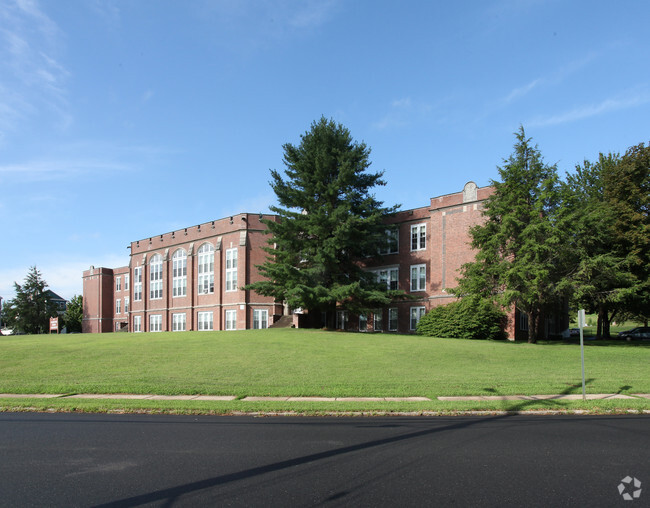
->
578, 309, 586, 400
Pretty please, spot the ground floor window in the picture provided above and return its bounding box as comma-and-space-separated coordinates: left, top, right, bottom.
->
225, 310, 237, 330
359, 313, 368, 331
172, 313, 186, 331
133, 315, 142, 332
373, 310, 383, 332
115, 322, 120, 332
253, 309, 268, 329
149, 314, 162, 332
410, 307, 426, 331
389, 308, 398, 331
198, 311, 213, 331
520, 312, 529, 331
336, 310, 348, 330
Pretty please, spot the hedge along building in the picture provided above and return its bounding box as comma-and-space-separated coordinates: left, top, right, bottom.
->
83, 182, 556, 339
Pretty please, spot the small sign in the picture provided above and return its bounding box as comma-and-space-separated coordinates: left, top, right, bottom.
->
578, 309, 586, 329
49, 317, 59, 333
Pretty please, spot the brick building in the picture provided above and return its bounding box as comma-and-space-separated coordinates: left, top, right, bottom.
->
83, 182, 559, 338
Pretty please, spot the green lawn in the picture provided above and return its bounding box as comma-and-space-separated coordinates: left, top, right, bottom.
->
1, 329, 648, 400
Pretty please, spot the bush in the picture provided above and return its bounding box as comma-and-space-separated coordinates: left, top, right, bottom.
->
416, 297, 507, 340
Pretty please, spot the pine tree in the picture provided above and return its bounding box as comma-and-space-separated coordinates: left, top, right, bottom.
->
246, 117, 400, 326
3, 267, 58, 334
455, 127, 565, 343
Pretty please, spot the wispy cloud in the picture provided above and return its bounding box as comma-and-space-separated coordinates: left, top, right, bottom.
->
0, 0, 70, 140
372, 97, 433, 130
528, 88, 650, 127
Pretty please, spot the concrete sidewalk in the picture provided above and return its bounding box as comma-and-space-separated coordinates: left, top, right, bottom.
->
1, 393, 649, 401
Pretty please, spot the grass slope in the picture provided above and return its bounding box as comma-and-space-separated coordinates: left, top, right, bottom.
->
1, 329, 648, 399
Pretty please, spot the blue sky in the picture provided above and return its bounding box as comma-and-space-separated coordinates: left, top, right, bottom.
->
1, 0, 649, 301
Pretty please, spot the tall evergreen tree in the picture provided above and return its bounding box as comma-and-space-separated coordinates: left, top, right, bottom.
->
3, 266, 58, 334
455, 127, 565, 343
246, 117, 400, 325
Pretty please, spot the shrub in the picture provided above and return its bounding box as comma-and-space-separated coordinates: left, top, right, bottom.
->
416, 297, 507, 340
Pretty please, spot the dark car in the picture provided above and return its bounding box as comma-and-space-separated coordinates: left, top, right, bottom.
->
617, 327, 650, 340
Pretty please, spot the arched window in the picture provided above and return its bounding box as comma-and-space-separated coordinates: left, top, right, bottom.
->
150, 253, 163, 299
197, 243, 214, 294
172, 249, 187, 297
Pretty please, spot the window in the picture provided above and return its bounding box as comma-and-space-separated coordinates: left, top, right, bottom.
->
124, 297, 129, 314
150, 254, 163, 299
410, 307, 426, 331
133, 315, 142, 332
411, 224, 426, 251
198, 311, 213, 331
410, 264, 426, 292
336, 310, 348, 330
115, 276, 121, 292
373, 310, 383, 332
253, 309, 268, 329
225, 310, 237, 331
172, 313, 186, 331
133, 267, 143, 301
124, 274, 129, 291
172, 249, 187, 297
149, 314, 162, 332
520, 313, 529, 331
198, 243, 214, 294
389, 308, 398, 331
115, 322, 121, 332
359, 313, 368, 331
371, 267, 399, 291
379, 227, 399, 255
226, 248, 238, 291
115, 299, 121, 315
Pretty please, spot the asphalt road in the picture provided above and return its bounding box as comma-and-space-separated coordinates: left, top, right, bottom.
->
0, 412, 647, 507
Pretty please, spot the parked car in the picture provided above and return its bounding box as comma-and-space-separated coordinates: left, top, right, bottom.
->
617, 327, 650, 340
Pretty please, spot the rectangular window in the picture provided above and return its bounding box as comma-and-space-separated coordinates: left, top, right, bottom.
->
225, 310, 237, 331
253, 309, 268, 329
124, 274, 129, 291
115, 322, 121, 332
149, 314, 162, 332
198, 311, 213, 331
379, 227, 399, 255
198, 245, 214, 294
410, 264, 426, 292
359, 314, 368, 331
389, 308, 398, 331
115, 276, 121, 292
124, 297, 129, 314
133, 267, 143, 301
520, 313, 529, 331
133, 315, 142, 333
225, 248, 238, 292
115, 299, 121, 315
172, 252, 187, 297
372, 267, 399, 291
336, 310, 348, 330
410, 307, 426, 331
411, 224, 426, 251
373, 310, 383, 332
150, 256, 163, 300
172, 313, 186, 331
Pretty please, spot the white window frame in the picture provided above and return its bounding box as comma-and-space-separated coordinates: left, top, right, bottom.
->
115, 299, 121, 315
410, 306, 426, 331
149, 314, 162, 332
197, 243, 214, 294
379, 227, 399, 255
133, 315, 142, 333
389, 308, 398, 331
115, 276, 121, 292
371, 267, 399, 291
410, 264, 426, 292
124, 297, 129, 314
225, 309, 237, 331
253, 309, 268, 329
198, 311, 213, 331
124, 274, 129, 291
150, 254, 163, 300
225, 248, 238, 292
373, 310, 383, 332
172, 249, 187, 298
336, 310, 348, 330
411, 224, 426, 251
172, 313, 186, 332
133, 267, 143, 301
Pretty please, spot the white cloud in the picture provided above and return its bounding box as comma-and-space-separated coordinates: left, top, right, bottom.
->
528, 89, 650, 127
372, 97, 433, 130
